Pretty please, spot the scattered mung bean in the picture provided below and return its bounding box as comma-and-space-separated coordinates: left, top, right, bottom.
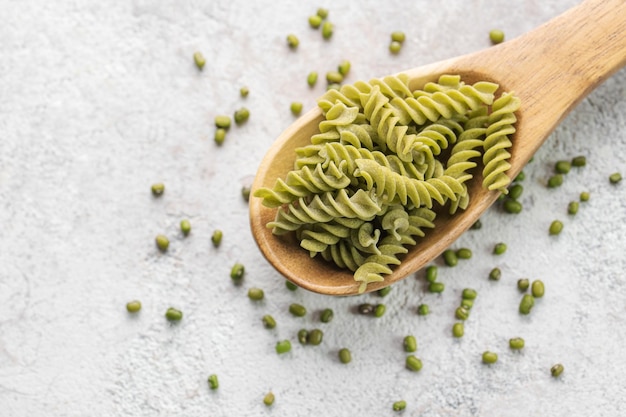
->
489, 29, 505, 44
462, 288, 477, 300
339, 348, 352, 364
555, 160, 571, 174
443, 249, 458, 266
307, 329, 324, 345
165, 307, 183, 321
374, 304, 386, 318
489, 267, 502, 281
452, 322, 464, 338
234, 107, 250, 125
297, 329, 308, 344
551, 363, 564, 377
290, 101, 303, 115
493, 242, 507, 255
180, 219, 191, 236
531, 280, 545, 298
320, 308, 334, 323
515, 171, 526, 182
391, 31, 406, 43
425, 265, 438, 282
580, 191, 590, 202
417, 304, 430, 315
572, 155, 586, 167
307, 71, 318, 87
275, 340, 291, 354
317, 8, 329, 19
211, 230, 223, 247
230, 263, 245, 281
503, 198, 523, 214
389, 41, 402, 54
519, 294, 535, 315
262, 315, 276, 329
567, 201, 579, 215
548, 174, 563, 188
609, 172, 622, 184
549, 220, 563, 235
455, 306, 470, 321
377, 286, 391, 297
428, 282, 445, 293
337, 60, 351, 76
308, 15, 322, 28
263, 391, 275, 406
456, 248, 472, 260
405, 355, 423, 372
508, 183, 523, 200
289, 303, 307, 317
461, 299, 474, 310
214, 128, 226, 145
286, 34, 299, 49
214, 115, 231, 129
151, 183, 164, 196
509, 337, 525, 350
482, 351, 498, 364
239, 86, 249, 98
155, 235, 169, 252
517, 278, 530, 291
207, 374, 219, 390
392, 400, 407, 411
193, 52, 205, 70
403, 335, 417, 353
126, 300, 141, 313
247, 288, 264, 301
285, 280, 298, 291
321, 21, 333, 39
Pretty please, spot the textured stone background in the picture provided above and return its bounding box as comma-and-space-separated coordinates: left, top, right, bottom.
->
1, 0, 625, 416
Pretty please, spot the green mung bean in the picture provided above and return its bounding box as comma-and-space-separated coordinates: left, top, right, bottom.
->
247, 288, 264, 301
551, 363, 564, 377
425, 265, 438, 282
470, 219, 482, 230
503, 198, 523, 214
151, 183, 164, 196
321, 21, 333, 39
462, 288, 477, 300
155, 235, 169, 252
214, 115, 231, 129
337, 60, 351, 76
568, 201, 579, 215
515, 171, 526, 182
403, 335, 417, 353
211, 230, 223, 247
389, 41, 401, 54
290, 102, 303, 115
482, 351, 498, 364
390, 31, 406, 43
239, 86, 249, 98
428, 282, 445, 293
489, 267, 502, 281
461, 299, 474, 310
489, 29, 504, 44
325, 70, 343, 84
572, 155, 586, 167
452, 322, 464, 338
234, 107, 250, 125
549, 220, 563, 235
286, 34, 299, 49
289, 303, 307, 317
165, 307, 183, 321
193, 52, 205, 70
339, 348, 352, 364
320, 308, 334, 323
417, 304, 429, 316
297, 329, 308, 344
493, 242, 507, 255
392, 400, 407, 411
456, 248, 472, 260
358, 303, 374, 314
263, 391, 275, 406
509, 337, 525, 350
377, 286, 391, 297
307, 71, 318, 87
405, 355, 423, 372
207, 374, 219, 390
307, 329, 323, 345
508, 183, 523, 200
519, 294, 535, 315
285, 280, 298, 291
517, 278, 530, 291
308, 15, 322, 28
548, 174, 563, 188
262, 315, 276, 329
241, 186, 251, 202
531, 280, 545, 298
126, 300, 141, 313
580, 191, 590, 202
374, 304, 386, 318
455, 306, 470, 321
275, 340, 291, 354
230, 263, 244, 281
555, 160, 571, 174
443, 249, 458, 266
316, 8, 329, 19
214, 128, 226, 145
609, 172, 622, 184
180, 219, 191, 236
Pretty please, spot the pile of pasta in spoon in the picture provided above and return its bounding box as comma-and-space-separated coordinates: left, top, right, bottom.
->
255, 74, 520, 292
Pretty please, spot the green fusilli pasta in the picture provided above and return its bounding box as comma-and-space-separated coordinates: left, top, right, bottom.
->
255, 74, 520, 292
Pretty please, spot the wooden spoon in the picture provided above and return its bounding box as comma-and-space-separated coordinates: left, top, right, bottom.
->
250, 0, 626, 296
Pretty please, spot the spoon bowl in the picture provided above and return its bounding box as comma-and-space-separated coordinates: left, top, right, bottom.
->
250, 0, 626, 295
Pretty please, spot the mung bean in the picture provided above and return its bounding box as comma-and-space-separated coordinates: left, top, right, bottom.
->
207, 374, 219, 390
489, 29, 504, 44
580, 191, 590, 202
509, 337, 525, 350
392, 400, 407, 411
193, 52, 205, 70
211, 230, 223, 247
286, 34, 299, 49
289, 303, 307, 317
455, 306, 470, 321
317, 8, 329, 19
214, 115, 231, 129
165, 307, 183, 321
551, 363, 564, 377
428, 282, 445, 293
275, 340, 291, 354
307, 71, 318, 87
531, 280, 545, 298
567, 201, 579, 215
462, 288, 477, 300
151, 183, 164, 196
239, 86, 249, 98
548, 174, 563, 188
519, 294, 535, 315
456, 248, 472, 260
247, 288, 264, 301
374, 304, 386, 318
503, 198, 522, 214
571, 156, 586, 167
263, 391, 275, 406
155, 235, 169, 252
214, 128, 226, 145
234, 107, 250, 125
508, 183, 523, 200
126, 300, 141, 313
389, 41, 401, 54
443, 249, 458, 266
320, 308, 334, 323
325, 70, 343, 84
609, 172, 622, 184
337, 60, 351, 76
285, 280, 298, 291
338, 348, 352, 364
180, 219, 191, 236
425, 265, 437, 282
377, 286, 391, 297
549, 220, 563, 235
307, 329, 323, 345
230, 263, 244, 281
262, 315, 276, 329
417, 304, 429, 315
489, 267, 502, 281
517, 278, 530, 291
321, 21, 333, 39
493, 242, 507, 255
290, 101, 303, 116
452, 322, 464, 338
405, 355, 423, 372
403, 335, 417, 353
555, 160, 571, 174
390, 31, 406, 43
308, 15, 322, 29
482, 351, 498, 364
297, 329, 308, 344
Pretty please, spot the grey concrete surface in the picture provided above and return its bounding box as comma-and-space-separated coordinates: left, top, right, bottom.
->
1, 0, 625, 416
